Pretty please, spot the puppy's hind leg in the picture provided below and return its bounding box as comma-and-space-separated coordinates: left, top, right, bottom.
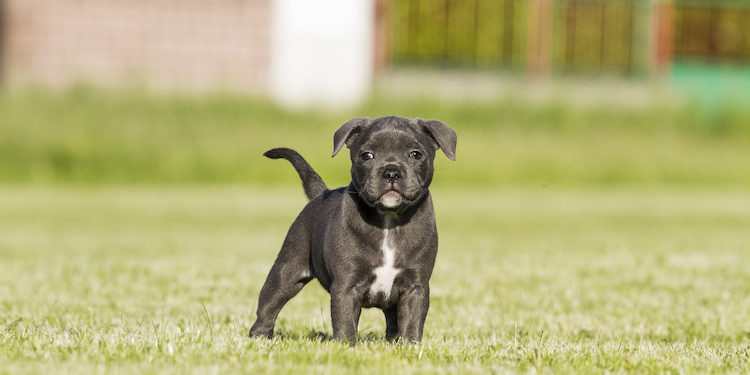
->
249, 222, 312, 338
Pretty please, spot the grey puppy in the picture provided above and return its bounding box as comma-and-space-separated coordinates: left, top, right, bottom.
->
249, 116, 456, 344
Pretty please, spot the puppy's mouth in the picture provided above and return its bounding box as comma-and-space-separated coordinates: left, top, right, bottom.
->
355, 177, 422, 210
378, 189, 404, 208
373, 183, 425, 210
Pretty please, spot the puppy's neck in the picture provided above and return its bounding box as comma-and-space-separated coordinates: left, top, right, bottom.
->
379, 211, 399, 229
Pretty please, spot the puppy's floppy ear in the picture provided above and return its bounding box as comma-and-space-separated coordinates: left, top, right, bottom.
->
418, 119, 457, 161
332, 117, 370, 157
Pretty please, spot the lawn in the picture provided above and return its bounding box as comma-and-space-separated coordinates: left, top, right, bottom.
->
1, 88, 749, 372
2, 187, 749, 373
2, 87, 750, 187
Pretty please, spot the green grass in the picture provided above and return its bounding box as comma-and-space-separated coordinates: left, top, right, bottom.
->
2, 187, 749, 373
2, 86, 750, 187
2, 87, 749, 372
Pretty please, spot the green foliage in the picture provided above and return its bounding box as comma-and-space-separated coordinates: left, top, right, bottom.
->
1, 187, 749, 373
1, 86, 750, 186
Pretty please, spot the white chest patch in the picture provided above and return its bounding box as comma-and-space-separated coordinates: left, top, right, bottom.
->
369, 230, 400, 299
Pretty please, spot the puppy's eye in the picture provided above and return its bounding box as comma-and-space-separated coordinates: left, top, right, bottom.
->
360, 152, 374, 161
408, 151, 423, 160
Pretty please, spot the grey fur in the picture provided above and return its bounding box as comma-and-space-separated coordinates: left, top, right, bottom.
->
249, 116, 457, 344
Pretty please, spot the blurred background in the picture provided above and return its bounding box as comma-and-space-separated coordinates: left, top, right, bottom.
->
1, 0, 749, 187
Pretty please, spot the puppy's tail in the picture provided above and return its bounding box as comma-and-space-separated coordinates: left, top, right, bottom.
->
264, 148, 327, 200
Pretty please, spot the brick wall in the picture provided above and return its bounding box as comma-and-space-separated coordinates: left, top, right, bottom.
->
2, 0, 271, 93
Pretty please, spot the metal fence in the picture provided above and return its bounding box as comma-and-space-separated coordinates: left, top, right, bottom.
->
391, 0, 750, 76
391, 0, 528, 69
553, 0, 646, 75
674, 2, 750, 63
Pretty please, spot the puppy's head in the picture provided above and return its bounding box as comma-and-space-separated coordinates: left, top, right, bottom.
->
332, 116, 456, 211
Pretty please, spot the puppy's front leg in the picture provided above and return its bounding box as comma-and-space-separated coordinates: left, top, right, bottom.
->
397, 285, 430, 343
330, 282, 362, 345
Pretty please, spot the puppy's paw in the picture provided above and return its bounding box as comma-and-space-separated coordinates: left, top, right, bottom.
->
248, 327, 273, 339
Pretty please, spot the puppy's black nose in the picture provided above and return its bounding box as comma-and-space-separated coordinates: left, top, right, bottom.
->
383, 169, 401, 183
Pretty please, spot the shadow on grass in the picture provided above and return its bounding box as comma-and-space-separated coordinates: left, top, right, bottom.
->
274, 328, 388, 343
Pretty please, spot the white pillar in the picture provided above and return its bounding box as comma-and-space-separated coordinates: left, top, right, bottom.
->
270, 0, 374, 108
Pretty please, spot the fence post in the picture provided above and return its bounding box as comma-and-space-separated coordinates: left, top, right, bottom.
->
374, 0, 392, 74
527, 0, 553, 77
648, 0, 674, 77
0, 0, 4, 85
